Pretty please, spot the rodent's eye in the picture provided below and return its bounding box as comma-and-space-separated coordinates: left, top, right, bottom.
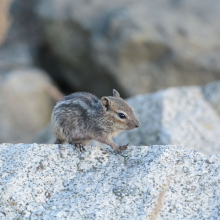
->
118, 113, 126, 119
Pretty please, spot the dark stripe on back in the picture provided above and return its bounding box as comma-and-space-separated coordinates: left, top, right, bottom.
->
63, 92, 100, 109
64, 92, 98, 101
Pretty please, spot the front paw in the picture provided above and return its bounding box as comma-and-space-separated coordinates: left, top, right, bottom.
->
118, 143, 129, 152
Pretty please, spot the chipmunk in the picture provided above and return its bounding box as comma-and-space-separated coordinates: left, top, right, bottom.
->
51, 89, 140, 153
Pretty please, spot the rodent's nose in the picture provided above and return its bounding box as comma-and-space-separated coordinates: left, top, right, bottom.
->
135, 121, 141, 128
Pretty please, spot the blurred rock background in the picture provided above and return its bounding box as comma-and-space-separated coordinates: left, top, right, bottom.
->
0, 0, 220, 153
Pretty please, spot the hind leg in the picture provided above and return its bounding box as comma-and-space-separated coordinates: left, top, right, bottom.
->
69, 141, 85, 152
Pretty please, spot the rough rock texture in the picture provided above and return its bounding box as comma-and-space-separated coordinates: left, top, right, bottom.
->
114, 83, 220, 155
36, 0, 220, 97
0, 68, 55, 143
0, 143, 220, 219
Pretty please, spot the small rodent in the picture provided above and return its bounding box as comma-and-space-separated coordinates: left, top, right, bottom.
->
51, 89, 140, 153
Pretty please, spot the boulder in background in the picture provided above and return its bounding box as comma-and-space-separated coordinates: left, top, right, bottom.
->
0, 68, 56, 143
36, 0, 220, 97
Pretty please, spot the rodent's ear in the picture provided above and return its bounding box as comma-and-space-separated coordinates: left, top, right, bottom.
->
101, 97, 111, 111
113, 89, 120, 98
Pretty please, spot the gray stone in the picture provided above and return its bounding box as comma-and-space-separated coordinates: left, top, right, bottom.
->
0, 143, 220, 219
36, 0, 220, 97
202, 80, 220, 116
0, 68, 55, 143
114, 85, 220, 155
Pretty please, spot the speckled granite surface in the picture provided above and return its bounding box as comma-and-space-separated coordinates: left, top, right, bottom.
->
0, 144, 219, 219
